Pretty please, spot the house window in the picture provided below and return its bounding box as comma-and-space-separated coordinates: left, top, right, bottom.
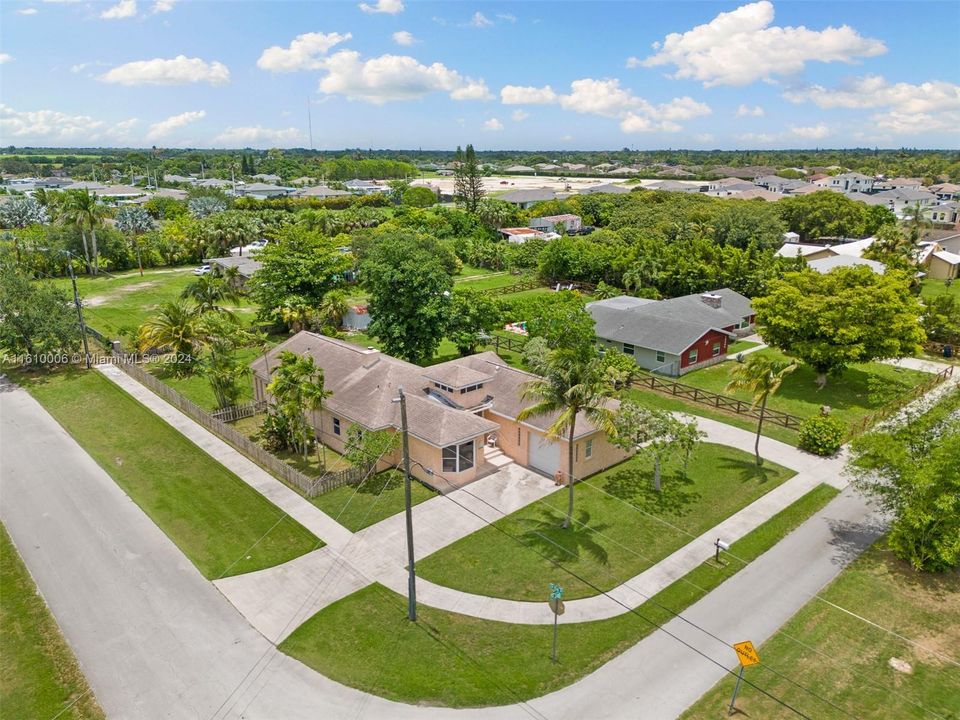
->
332, 417, 341, 436
575, 443, 579, 462
517, 428, 521, 445
442, 440, 475, 473
712, 342, 722, 357
434, 382, 454, 393
459, 383, 484, 394
688, 348, 698, 364
622, 343, 635, 356
585, 439, 593, 459
656, 350, 665, 363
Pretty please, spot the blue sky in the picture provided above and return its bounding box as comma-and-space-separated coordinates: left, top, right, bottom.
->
1, 0, 958, 149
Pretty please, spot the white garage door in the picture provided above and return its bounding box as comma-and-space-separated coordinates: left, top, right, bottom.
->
529, 435, 561, 476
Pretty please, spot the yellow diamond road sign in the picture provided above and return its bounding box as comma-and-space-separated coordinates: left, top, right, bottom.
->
733, 640, 760, 667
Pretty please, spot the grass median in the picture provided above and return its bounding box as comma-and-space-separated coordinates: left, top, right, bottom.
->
15, 367, 320, 579
681, 541, 960, 719
416, 442, 795, 601
280, 484, 839, 707
1, 523, 105, 720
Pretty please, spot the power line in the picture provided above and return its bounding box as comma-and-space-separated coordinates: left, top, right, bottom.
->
420, 466, 821, 720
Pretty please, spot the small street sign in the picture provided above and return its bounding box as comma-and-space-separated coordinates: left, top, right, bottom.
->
549, 583, 564, 663
733, 640, 761, 667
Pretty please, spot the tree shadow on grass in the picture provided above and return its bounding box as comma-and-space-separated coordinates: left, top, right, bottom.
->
518, 507, 611, 567
714, 456, 782, 485
600, 466, 700, 519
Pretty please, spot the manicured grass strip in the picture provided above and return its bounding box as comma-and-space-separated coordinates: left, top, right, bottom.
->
679, 348, 931, 429
281, 484, 838, 707
312, 469, 437, 532
417, 443, 795, 601
623, 386, 800, 445
1, 523, 105, 720
681, 540, 960, 720
728, 339, 760, 354
15, 368, 320, 579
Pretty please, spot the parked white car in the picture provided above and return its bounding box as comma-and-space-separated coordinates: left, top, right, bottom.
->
193, 264, 211, 275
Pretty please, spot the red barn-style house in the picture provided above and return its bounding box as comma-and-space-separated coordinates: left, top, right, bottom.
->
587, 289, 755, 376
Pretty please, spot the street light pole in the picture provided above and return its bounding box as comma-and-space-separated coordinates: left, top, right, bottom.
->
396, 387, 417, 621
65, 252, 91, 369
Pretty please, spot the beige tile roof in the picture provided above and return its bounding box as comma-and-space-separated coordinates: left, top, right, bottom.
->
422, 363, 493, 388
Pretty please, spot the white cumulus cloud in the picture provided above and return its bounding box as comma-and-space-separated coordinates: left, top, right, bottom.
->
736, 104, 765, 117
511, 109, 529, 121
500, 84, 558, 105
0, 104, 136, 143
392, 30, 416, 46
213, 125, 305, 147
789, 123, 830, 139
483, 118, 504, 131
17, 7, 39, 15
642, 1, 886, 87
101, 0, 136, 19
502, 77, 710, 133
152, 0, 179, 12
469, 11, 493, 28
0, 54, 12, 64
316, 50, 491, 103
257, 32, 352, 72
784, 75, 960, 136
359, 0, 403, 14
100, 55, 230, 85
146, 110, 205, 140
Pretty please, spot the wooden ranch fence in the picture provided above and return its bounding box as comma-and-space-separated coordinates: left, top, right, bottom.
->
211, 400, 268, 423
111, 357, 345, 498
629, 373, 804, 430
847, 365, 954, 438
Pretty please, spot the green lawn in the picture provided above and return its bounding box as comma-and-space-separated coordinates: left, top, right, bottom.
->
54, 266, 257, 343
728, 339, 760, 354
312, 469, 437, 532
280, 484, 838, 708
456, 264, 499, 278
455, 273, 534, 292
145, 345, 263, 410
680, 348, 931, 429
417, 443, 795, 601
920, 278, 960, 299
682, 541, 960, 720
15, 367, 320, 579
1, 524, 105, 720
623, 387, 801, 445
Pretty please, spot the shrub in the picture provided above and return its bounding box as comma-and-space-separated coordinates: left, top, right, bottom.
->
798, 415, 846, 456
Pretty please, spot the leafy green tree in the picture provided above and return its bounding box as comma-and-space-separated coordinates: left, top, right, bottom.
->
446, 286, 502, 356
402, 186, 438, 208
922, 294, 960, 344
599, 346, 640, 389
524, 294, 596, 360
361, 233, 453, 363
611, 401, 699, 492
725, 354, 798, 465
712, 201, 785, 250
517, 349, 617, 528
777, 191, 871, 241
317, 289, 350, 330
453, 144, 484, 213
0, 262, 81, 362
476, 197, 520, 229
848, 392, 960, 571
249, 226, 353, 324
754, 267, 925, 387
343, 425, 400, 471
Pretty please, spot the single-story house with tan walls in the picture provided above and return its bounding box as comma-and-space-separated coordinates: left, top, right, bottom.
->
587, 289, 755, 376
251, 333, 629, 490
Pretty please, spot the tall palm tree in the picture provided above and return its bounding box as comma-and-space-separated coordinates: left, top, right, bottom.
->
58, 189, 108, 274
180, 273, 242, 315
517, 350, 618, 529
115, 206, 154, 276
267, 351, 331, 460
303, 368, 333, 467
725, 354, 798, 466
136, 301, 201, 370
317, 289, 350, 329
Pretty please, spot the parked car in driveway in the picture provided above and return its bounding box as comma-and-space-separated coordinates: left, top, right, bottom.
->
193, 264, 211, 275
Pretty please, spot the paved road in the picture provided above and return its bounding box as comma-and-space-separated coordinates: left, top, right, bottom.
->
1, 378, 884, 719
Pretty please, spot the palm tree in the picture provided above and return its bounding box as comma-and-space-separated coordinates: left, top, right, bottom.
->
316, 290, 350, 330
902, 202, 932, 244
115, 206, 154, 276
725, 354, 798, 465
57, 189, 108, 275
136, 301, 201, 371
180, 273, 242, 315
517, 349, 618, 529
267, 351, 331, 460
623, 254, 660, 294
303, 368, 333, 467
